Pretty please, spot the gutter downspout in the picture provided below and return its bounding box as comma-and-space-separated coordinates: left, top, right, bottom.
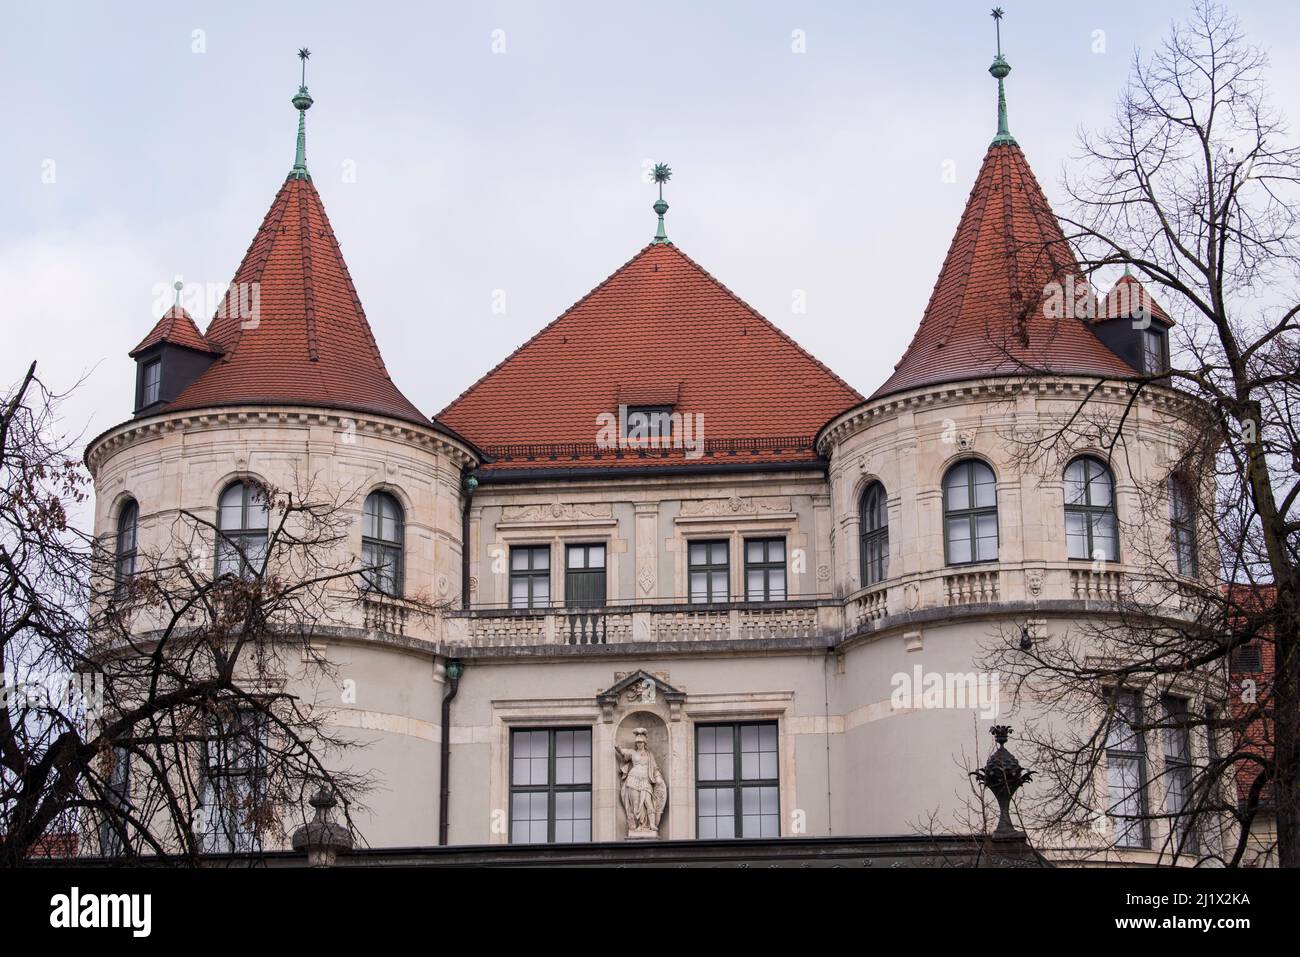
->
438, 658, 463, 846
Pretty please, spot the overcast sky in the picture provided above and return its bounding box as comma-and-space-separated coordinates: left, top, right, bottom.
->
4, 0, 1299, 451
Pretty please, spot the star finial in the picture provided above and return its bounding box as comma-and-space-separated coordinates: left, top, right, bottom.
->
289, 49, 315, 180
650, 163, 673, 245
988, 10, 1016, 147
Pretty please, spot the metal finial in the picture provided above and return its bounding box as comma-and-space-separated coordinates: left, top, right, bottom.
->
172, 279, 183, 311
988, 9, 1017, 147
290, 48, 315, 181
651, 163, 672, 245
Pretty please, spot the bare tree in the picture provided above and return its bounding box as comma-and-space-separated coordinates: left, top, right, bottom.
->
978, 1, 1297, 866
1, 361, 425, 865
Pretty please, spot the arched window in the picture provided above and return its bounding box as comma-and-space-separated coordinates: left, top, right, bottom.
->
216, 481, 269, 579
362, 491, 404, 596
1169, 474, 1197, 576
944, 461, 998, 565
1064, 456, 1118, 561
859, 482, 889, 586
115, 500, 138, 593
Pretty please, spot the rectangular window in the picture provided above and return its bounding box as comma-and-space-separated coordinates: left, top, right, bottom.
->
744, 538, 786, 601
1143, 329, 1165, 374
141, 359, 162, 406
509, 545, 550, 609
564, 543, 606, 608
696, 722, 780, 838
1106, 691, 1148, 849
1162, 696, 1198, 854
200, 709, 267, 854
688, 540, 729, 604
510, 728, 592, 844
622, 405, 674, 442
98, 747, 131, 856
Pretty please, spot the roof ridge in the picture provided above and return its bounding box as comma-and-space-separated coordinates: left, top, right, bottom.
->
297, 179, 320, 362
206, 179, 295, 360
662, 244, 865, 402
309, 179, 397, 378
436, 243, 661, 418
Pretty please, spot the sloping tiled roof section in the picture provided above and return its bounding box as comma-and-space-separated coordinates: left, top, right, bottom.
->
1100, 272, 1173, 325
160, 176, 428, 426
129, 305, 218, 357
436, 242, 864, 469
871, 142, 1135, 400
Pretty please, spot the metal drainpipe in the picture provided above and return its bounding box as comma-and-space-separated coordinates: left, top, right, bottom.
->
438, 658, 463, 846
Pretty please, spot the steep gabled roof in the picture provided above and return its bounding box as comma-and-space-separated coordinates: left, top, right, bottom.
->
437, 242, 864, 470
871, 141, 1135, 400
129, 305, 218, 357
157, 173, 428, 426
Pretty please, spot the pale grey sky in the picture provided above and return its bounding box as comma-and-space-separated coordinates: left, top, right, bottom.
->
3, 0, 1299, 448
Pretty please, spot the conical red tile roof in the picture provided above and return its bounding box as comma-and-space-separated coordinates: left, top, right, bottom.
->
437, 242, 863, 470
160, 175, 428, 426
129, 305, 217, 357
872, 142, 1135, 400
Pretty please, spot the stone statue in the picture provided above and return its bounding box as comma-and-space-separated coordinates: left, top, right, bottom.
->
614, 727, 667, 838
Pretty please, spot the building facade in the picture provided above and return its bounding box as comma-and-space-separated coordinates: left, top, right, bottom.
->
84, 39, 1227, 863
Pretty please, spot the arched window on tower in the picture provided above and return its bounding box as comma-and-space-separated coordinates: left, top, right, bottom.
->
1064, 456, 1119, 562
1169, 474, 1198, 577
859, 482, 889, 586
943, 461, 998, 565
362, 491, 404, 596
216, 481, 269, 579
115, 500, 139, 594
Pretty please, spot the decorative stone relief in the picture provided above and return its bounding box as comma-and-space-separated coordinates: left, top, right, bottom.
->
957, 430, 976, 451
637, 564, 655, 595
679, 496, 790, 517
501, 502, 613, 521
904, 582, 921, 611
1025, 569, 1044, 597
816, 564, 831, 583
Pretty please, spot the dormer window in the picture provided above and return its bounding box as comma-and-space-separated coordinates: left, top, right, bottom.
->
623, 405, 674, 442
1142, 328, 1166, 375
141, 359, 162, 407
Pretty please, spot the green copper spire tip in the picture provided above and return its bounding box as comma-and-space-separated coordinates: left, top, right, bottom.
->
650, 163, 672, 245
289, 48, 314, 181
988, 8, 1017, 147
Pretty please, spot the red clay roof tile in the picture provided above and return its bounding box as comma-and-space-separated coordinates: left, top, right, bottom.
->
155, 176, 429, 427
436, 242, 864, 468
129, 305, 217, 357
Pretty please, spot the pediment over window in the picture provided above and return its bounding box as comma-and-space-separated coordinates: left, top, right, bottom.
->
597, 669, 685, 722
